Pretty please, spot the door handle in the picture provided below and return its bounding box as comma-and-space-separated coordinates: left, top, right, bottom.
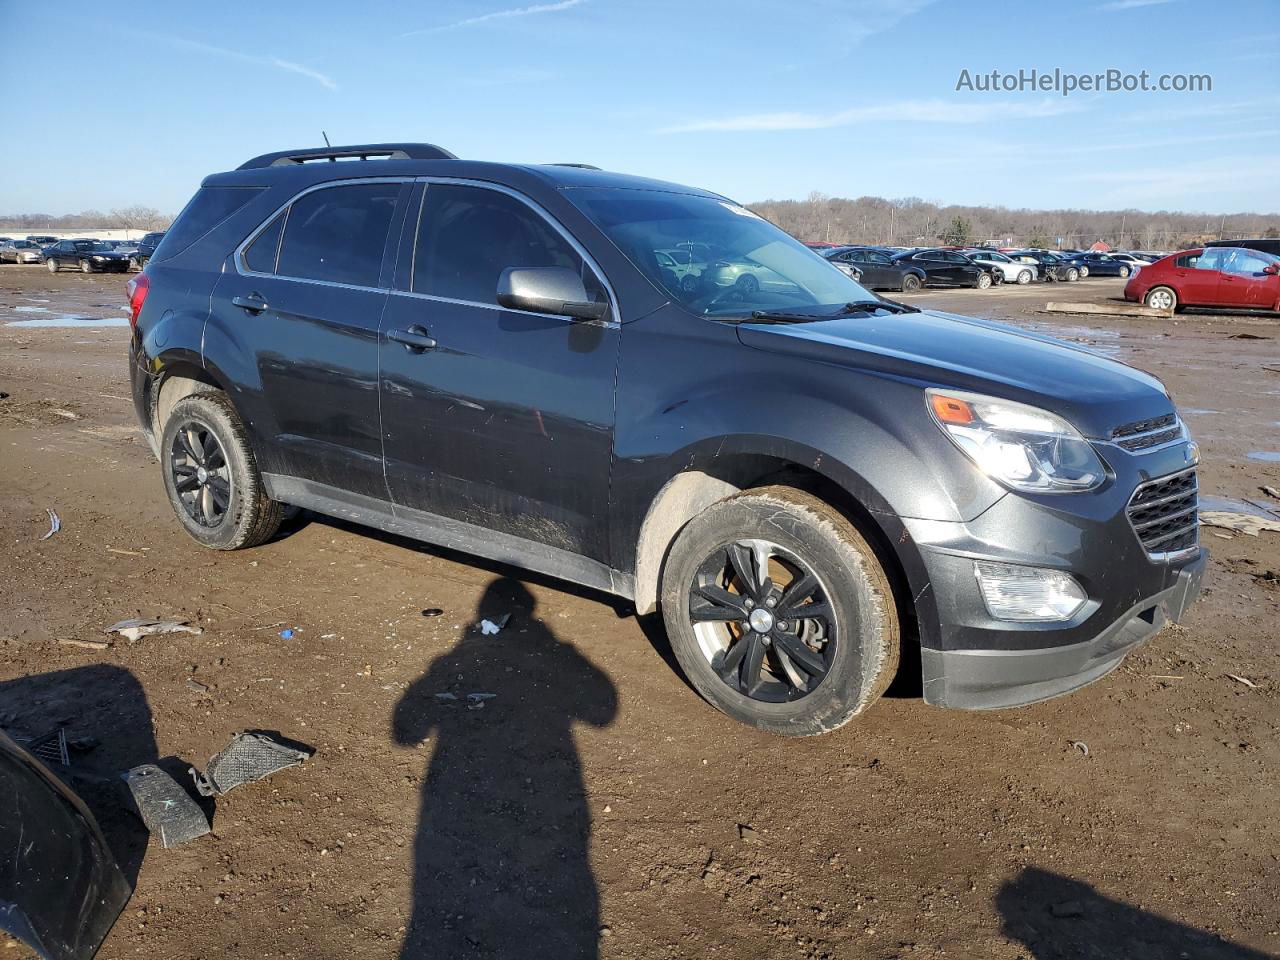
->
232, 294, 268, 313
388, 326, 438, 353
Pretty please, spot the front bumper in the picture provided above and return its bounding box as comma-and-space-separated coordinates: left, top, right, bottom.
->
921, 551, 1205, 709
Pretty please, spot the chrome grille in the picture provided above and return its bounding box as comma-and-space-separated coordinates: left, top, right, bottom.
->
1111, 413, 1181, 452
1126, 467, 1199, 560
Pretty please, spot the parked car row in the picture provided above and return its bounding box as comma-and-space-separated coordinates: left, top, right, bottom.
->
0, 232, 165, 272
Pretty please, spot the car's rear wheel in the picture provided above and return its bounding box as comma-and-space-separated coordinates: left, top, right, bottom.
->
1118, 266, 1130, 278
659, 486, 899, 737
1144, 286, 1177, 312
47, 258, 59, 273
735, 273, 760, 295
1016, 269, 1033, 284
900, 273, 921, 292
159, 393, 284, 550
975, 272, 993, 289
1079, 266, 1089, 278
1066, 268, 1080, 282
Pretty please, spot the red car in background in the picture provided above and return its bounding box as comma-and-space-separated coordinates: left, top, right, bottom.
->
1125, 246, 1280, 312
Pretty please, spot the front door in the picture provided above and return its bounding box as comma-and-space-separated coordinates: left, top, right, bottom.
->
379, 181, 619, 563
204, 179, 408, 500
1218, 249, 1280, 309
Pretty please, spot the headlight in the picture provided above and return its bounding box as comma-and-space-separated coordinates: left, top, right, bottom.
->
926, 388, 1105, 493
92, 255, 106, 260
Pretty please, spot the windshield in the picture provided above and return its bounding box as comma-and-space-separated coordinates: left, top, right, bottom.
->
567, 188, 874, 318
13, 241, 35, 249
72, 241, 112, 252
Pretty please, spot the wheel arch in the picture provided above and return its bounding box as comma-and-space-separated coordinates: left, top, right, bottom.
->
630, 444, 929, 653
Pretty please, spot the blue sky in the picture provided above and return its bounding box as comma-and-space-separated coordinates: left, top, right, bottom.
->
2, 0, 1277, 215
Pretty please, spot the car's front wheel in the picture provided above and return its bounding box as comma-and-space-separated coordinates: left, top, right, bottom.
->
47, 258, 59, 273
79, 259, 92, 274
975, 272, 993, 289
1144, 286, 1178, 312
160, 393, 285, 550
659, 486, 899, 737
735, 273, 760, 295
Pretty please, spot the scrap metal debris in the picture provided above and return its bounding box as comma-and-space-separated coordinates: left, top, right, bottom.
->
104, 618, 203, 641
421, 608, 444, 618
1199, 511, 1280, 537
57, 638, 111, 651
1261, 486, 1280, 500
38, 508, 60, 541
190, 732, 312, 798
1227, 674, 1258, 689
1069, 740, 1090, 757
121, 764, 210, 849
14, 728, 70, 767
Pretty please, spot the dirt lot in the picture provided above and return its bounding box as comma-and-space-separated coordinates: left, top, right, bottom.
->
1, 266, 1278, 960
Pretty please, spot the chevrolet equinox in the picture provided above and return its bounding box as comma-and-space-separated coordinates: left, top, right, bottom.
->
127, 143, 1206, 736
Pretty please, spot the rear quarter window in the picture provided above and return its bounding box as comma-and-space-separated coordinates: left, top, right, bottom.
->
151, 186, 264, 264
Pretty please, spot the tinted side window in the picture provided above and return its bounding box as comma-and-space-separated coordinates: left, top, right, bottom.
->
152, 187, 261, 264
412, 183, 605, 307
243, 212, 285, 274
1173, 253, 1199, 268
277, 183, 399, 287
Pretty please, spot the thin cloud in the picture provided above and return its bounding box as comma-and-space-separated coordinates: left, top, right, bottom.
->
659, 98, 1080, 134
404, 0, 587, 36
1098, 0, 1172, 10
135, 31, 337, 90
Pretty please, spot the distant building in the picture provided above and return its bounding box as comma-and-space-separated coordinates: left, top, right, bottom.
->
1088, 240, 1111, 252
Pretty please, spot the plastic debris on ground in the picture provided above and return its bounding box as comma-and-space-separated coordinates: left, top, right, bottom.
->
121, 764, 211, 848
104, 618, 203, 642
1199, 511, 1280, 536
479, 613, 511, 635
279, 628, 295, 639
190, 732, 312, 798
38, 508, 60, 541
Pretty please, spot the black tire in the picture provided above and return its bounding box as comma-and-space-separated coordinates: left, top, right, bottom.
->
659, 486, 899, 737
680, 273, 701, 295
47, 258, 59, 273
1118, 266, 1130, 278
159, 393, 284, 550
900, 273, 922, 293
735, 273, 760, 295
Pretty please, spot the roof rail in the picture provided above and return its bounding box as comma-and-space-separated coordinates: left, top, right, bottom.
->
549, 162, 601, 170
236, 142, 457, 170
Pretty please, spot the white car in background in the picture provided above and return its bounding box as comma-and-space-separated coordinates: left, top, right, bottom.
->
1107, 253, 1146, 272
963, 249, 1037, 284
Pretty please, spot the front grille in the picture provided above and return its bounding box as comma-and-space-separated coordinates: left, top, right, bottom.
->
1126, 467, 1199, 560
1112, 413, 1181, 452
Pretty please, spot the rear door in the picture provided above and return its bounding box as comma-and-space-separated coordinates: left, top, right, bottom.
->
206, 179, 410, 500
1219, 249, 1280, 309
379, 179, 619, 563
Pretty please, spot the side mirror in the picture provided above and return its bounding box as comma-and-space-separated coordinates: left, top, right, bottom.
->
497, 267, 608, 321
1263, 263, 1279, 276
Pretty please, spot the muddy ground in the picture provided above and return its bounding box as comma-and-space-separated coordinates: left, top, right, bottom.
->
1, 266, 1277, 960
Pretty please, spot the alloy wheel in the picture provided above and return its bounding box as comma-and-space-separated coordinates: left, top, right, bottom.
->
688, 539, 837, 703
169, 420, 233, 527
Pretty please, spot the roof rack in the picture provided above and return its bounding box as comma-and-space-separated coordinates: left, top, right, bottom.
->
236, 142, 456, 170
549, 162, 601, 170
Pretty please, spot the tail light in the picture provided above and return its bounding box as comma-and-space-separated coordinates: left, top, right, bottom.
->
125, 273, 150, 330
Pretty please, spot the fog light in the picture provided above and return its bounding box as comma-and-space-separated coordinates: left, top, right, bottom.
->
973, 561, 1087, 622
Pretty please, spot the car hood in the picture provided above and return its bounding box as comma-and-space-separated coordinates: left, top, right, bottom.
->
736, 308, 1172, 439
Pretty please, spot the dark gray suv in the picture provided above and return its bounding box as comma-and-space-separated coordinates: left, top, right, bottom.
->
127, 143, 1205, 736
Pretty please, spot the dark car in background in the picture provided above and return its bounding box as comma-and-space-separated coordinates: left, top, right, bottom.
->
1204, 237, 1280, 257
128, 142, 1205, 737
132, 231, 166, 269
45, 238, 131, 273
26, 234, 57, 246
1124, 246, 1280, 312
1077, 252, 1136, 278
822, 246, 926, 291
891, 248, 990, 288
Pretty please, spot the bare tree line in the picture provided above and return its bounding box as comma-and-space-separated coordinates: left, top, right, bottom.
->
0, 206, 173, 232
748, 192, 1280, 251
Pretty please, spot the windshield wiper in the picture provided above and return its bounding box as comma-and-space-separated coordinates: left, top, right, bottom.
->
837, 299, 920, 315
747, 310, 835, 324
